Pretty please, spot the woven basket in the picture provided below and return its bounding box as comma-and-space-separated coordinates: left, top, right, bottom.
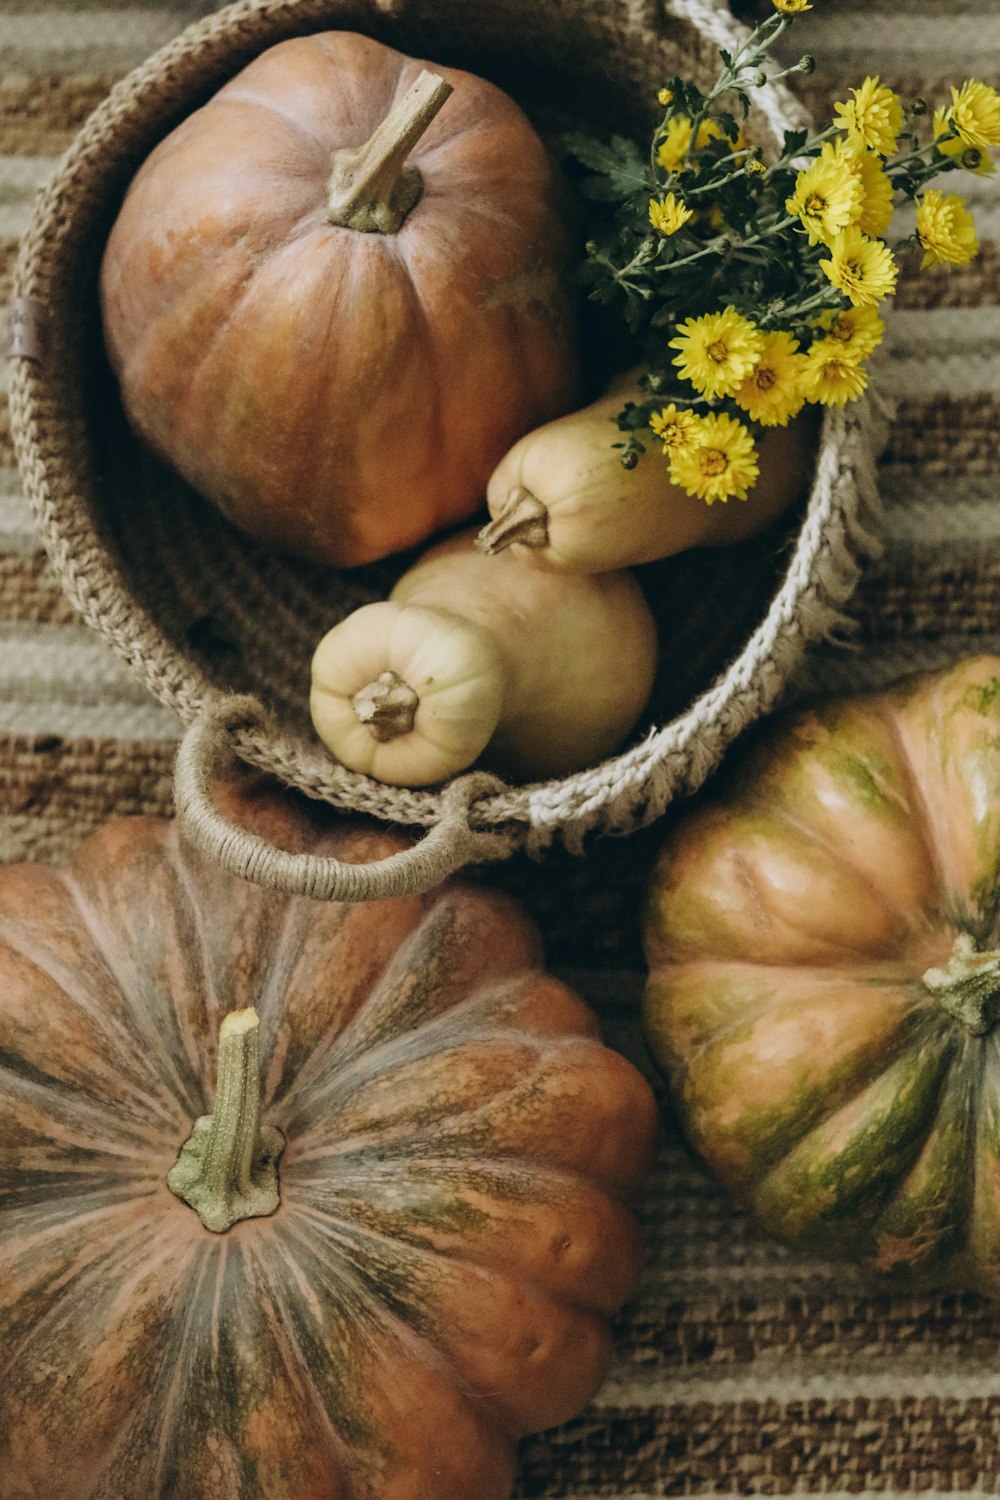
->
8, 0, 884, 901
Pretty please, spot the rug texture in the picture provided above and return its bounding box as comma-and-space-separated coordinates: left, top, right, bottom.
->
2, 0, 1000, 1493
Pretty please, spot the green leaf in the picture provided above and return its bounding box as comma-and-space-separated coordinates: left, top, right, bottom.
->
782, 127, 809, 158
562, 131, 651, 199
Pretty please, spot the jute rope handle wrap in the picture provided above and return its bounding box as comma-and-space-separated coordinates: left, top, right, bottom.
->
176, 696, 521, 900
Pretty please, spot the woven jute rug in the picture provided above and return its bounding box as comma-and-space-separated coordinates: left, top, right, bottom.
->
2, 0, 1000, 1493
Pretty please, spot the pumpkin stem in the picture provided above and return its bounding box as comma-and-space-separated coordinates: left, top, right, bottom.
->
352, 669, 420, 742
476, 487, 550, 556
167, 1008, 284, 1233
326, 70, 453, 234
922, 933, 1000, 1036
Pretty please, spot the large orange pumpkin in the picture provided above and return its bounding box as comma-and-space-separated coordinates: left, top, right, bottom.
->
0, 782, 656, 1499
99, 31, 581, 568
642, 655, 1000, 1296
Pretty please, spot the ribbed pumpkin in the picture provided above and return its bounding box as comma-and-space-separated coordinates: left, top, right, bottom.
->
643, 655, 1000, 1296
0, 781, 657, 1499
99, 31, 581, 568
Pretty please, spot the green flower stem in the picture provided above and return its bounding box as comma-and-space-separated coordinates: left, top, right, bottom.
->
685, 163, 759, 197
706, 13, 790, 103
653, 236, 729, 272
761, 286, 842, 326
653, 210, 798, 276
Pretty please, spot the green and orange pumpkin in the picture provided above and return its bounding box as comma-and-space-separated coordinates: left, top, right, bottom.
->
0, 782, 656, 1499
643, 655, 1000, 1295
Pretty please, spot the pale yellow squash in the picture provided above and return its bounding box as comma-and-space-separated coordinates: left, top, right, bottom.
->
478, 373, 819, 573
311, 529, 657, 785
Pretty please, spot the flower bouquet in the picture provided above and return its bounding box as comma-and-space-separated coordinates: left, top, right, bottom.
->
564, 0, 998, 505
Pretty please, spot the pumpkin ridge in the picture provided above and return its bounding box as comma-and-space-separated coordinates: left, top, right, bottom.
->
209, 86, 332, 159
288, 1156, 639, 1316
742, 789, 921, 950
279, 940, 545, 1124
266, 1212, 449, 1463
753, 1016, 958, 1249
291, 1196, 613, 1439
287, 1025, 590, 1156
675, 993, 942, 1195
963, 1030, 1000, 1280
145, 1242, 221, 1497
258, 900, 439, 1116
160, 251, 263, 482
170, 828, 227, 1074
60, 866, 202, 1124
395, 242, 449, 493
0, 1202, 193, 1397
756, 1001, 947, 1187
0, 907, 184, 1134
240, 1232, 361, 1497
880, 688, 955, 925
868, 1038, 979, 1280
283, 1204, 573, 1441
649, 962, 927, 1108
0, 1061, 171, 1169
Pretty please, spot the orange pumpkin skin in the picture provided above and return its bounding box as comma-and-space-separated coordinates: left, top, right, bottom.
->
0, 782, 656, 1500
642, 656, 1000, 1296
99, 32, 581, 568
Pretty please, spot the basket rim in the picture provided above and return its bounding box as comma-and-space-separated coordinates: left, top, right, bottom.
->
8, 0, 882, 849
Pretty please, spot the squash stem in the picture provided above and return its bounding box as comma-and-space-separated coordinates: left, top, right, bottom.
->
326, 70, 452, 234
167, 1008, 284, 1233
352, 670, 419, 742
476, 487, 550, 556
922, 934, 1000, 1036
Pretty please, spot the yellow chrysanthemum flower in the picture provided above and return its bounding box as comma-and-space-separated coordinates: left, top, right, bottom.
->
915, 188, 979, 269
733, 331, 807, 427
657, 115, 693, 172
773, 0, 812, 11
821, 139, 895, 237
695, 117, 727, 150
814, 304, 885, 361
801, 339, 869, 406
657, 86, 674, 107
948, 80, 1000, 150
668, 306, 765, 400
934, 101, 997, 175
833, 76, 904, 157
819, 226, 898, 306
649, 193, 694, 237
669, 413, 760, 504
786, 154, 862, 246
649, 403, 702, 454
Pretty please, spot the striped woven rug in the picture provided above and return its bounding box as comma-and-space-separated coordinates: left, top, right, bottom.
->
3, 0, 1000, 1494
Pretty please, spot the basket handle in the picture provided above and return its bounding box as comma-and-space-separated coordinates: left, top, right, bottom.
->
174, 695, 520, 901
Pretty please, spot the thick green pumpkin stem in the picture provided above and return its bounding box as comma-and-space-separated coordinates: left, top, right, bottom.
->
923, 934, 1000, 1036
326, 70, 452, 234
168, 1008, 284, 1233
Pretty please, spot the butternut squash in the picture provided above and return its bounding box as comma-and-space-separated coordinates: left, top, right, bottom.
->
478, 374, 819, 573
310, 529, 657, 785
